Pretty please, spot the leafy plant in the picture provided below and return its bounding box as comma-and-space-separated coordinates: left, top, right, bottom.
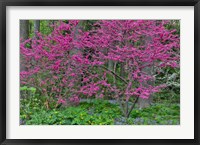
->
21, 99, 180, 125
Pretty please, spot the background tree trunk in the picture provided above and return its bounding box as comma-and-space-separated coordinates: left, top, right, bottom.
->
138, 35, 155, 109
138, 66, 154, 108
34, 20, 40, 37
20, 20, 29, 72
108, 60, 113, 70
20, 20, 29, 40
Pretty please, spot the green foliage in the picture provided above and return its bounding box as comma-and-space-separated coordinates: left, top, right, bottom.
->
20, 98, 180, 125
20, 86, 58, 123
28, 20, 34, 38
29, 20, 54, 38
20, 86, 44, 122
165, 20, 180, 35
40, 20, 54, 35
80, 20, 98, 31
127, 103, 180, 125
20, 86, 36, 98
155, 67, 180, 103
22, 99, 121, 125
154, 89, 180, 104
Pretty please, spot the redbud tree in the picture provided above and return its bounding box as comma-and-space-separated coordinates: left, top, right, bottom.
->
20, 20, 180, 118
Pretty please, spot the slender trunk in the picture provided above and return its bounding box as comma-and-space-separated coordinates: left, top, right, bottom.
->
20, 20, 29, 40
113, 62, 117, 85
108, 60, 113, 70
33, 20, 40, 38
20, 20, 29, 72
120, 62, 125, 77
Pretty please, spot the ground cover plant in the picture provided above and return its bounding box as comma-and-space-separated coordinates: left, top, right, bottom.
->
20, 20, 180, 125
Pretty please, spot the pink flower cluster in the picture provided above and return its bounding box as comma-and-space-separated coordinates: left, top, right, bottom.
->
20, 20, 179, 106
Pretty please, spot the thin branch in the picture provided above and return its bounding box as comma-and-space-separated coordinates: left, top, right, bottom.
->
125, 101, 129, 117
127, 96, 139, 118
113, 62, 117, 85
100, 65, 128, 84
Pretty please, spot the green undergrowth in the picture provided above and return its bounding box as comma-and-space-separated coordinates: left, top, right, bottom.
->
20, 99, 180, 125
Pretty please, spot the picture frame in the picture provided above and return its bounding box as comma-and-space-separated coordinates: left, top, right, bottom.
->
0, 0, 199, 144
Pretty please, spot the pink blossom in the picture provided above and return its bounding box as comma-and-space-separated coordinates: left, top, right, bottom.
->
70, 73, 76, 77
20, 20, 179, 107
57, 98, 66, 105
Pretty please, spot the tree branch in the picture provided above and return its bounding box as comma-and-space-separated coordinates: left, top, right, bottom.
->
127, 96, 139, 118
100, 65, 128, 84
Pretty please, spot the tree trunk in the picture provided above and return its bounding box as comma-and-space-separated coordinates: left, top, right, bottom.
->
120, 62, 125, 77
108, 60, 113, 70
20, 20, 29, 72
138, 35, 155, 109
33, 20, 40, 37
138, 65, 154, 108
20, 20, 29, 40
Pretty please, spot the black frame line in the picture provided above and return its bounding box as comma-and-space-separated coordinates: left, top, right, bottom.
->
0, 0, 199, 145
